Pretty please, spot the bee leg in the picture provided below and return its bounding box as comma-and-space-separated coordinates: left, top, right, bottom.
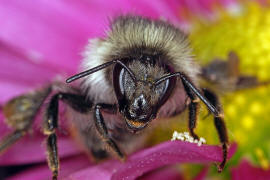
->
203, 89, 228, 172
188, 98, 200, 140
0, 86, 52, 153
44, 93, 92, 180
44, 94, 60, 180
94, 103, 125, 160
183, 82, 200, 140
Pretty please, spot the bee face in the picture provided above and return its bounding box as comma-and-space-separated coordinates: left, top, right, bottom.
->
113, 59, 176, 131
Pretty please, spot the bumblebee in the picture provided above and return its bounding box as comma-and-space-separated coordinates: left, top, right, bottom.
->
0, 16, 229, 179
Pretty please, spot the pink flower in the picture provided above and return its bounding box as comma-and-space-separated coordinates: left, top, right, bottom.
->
231, 160, 270, 180
0, 0, 238, 179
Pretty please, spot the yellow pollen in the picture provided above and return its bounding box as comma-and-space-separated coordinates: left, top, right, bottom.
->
250, 102, 263, 115
226, 104, 236, 117
234, 95, 246, 106
241, 116, 254, 130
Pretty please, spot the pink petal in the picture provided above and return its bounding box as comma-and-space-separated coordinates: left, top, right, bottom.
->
0, 82, 29, 106
68, 141, 237, 180
8, 154, 92, 180
0, 45, 79, 165
0, 0, 97, 74
139, 166, 207, 180
139, 167, 184, 180
0, 0, 186, 77
0, 42, 60, 104
67, 160, 119, 180
182, 0, 215, 20
0, 104, 80, 165
0, 133, 80, 165
231, 159, 270, 180
0, 97, 80, 165
113, 141, 236, 180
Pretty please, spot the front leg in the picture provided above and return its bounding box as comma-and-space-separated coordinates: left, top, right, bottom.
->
44, 93, 92, 180
44, 94, 60, 180
94, 103, 125, 160
182, 82, 200, 140
203, 89, 228, 172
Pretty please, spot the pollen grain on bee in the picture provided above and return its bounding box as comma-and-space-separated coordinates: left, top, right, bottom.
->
171, 131, 206, 146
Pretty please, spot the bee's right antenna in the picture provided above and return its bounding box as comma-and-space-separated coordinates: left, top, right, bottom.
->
154, 72, 219, 116
66, 60, 136, 83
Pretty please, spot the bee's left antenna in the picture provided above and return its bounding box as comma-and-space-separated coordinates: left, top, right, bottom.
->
66, 60, 136, 83
66, 61, 115, 83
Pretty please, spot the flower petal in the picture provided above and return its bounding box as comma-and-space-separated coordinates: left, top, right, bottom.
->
0, 0, 185, 77
0, 0, 98, 74
138, 166, 184, 180
0, 103, 80, 165
0, 42, 60, 104
7, 154, 91, 180
67, 160, 119, 180
113, 141, 236, 180
0, 133, 80, 166
231, 159, 270, 180
68, 141, 236, 180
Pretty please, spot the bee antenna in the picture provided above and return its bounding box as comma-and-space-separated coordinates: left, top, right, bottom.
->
155, 72, 219, 116
66, 60, 136, 83
154, 73, 179, 86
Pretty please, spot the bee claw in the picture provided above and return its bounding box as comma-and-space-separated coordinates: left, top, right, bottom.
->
52, 169, 58, 180
217, 165, 224, 173
217, 161, 226, 173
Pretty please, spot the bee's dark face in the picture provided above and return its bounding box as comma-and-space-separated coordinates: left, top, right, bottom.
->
123, 80, 158, 130
113, 61, 176, 132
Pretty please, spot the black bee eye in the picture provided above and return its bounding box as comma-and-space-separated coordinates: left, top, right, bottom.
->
113, 64, 124, 99
155, 76, 176, 108
121, 68, 136, 97
154, 79, 169, 95
113, 63, 136, 102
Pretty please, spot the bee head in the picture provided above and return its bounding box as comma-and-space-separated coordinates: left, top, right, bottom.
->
66, 57, 176, 132
113, 60, 176, 132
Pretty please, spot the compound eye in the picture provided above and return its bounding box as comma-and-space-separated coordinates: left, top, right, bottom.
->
113, 64, 136, 101
155, 78, 169, 97
155, 76, 176, 108
119, 68, 136, 96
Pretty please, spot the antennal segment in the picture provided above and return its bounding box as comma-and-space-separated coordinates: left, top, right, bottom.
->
66, 60, 136, 83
